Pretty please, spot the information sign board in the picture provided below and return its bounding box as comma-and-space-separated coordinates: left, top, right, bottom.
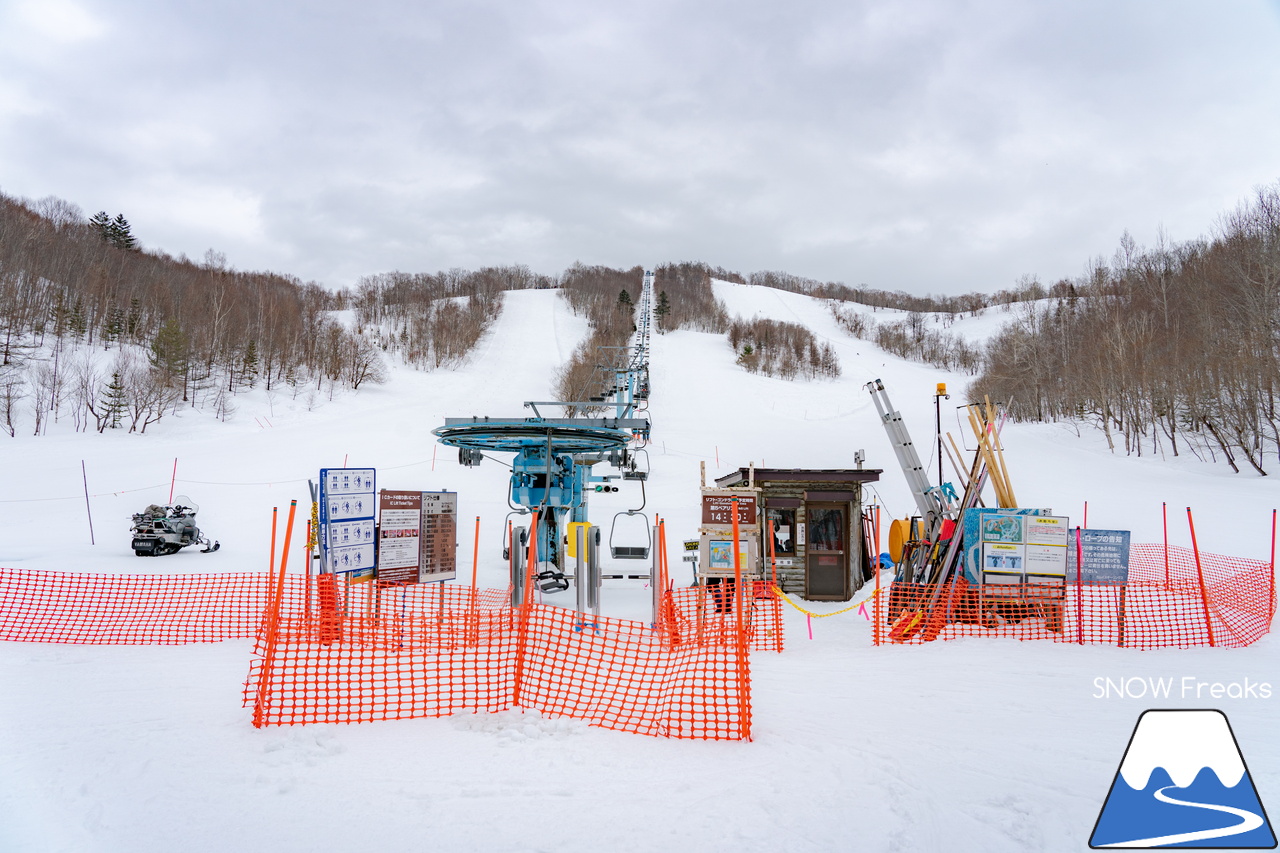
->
377, 490, 422, 585
1067, 528, 1132, 584
962, 507, 1045, 582
701, 494, 757, 526
419, 491, 457, 581
320, 468, 376, 575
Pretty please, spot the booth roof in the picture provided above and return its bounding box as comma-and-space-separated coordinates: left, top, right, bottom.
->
714, 467, 882, 488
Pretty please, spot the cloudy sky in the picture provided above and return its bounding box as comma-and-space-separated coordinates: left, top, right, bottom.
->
2, 0, 1279, 294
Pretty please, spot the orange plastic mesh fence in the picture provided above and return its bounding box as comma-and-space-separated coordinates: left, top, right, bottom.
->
657, 581, 785, 654
0, 564, 773, 739
244, 577, 759, 739
0, 568, 269, 644
876, 545, 1274, 648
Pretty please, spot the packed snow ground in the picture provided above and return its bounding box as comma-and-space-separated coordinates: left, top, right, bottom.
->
1, 284, 1276, 852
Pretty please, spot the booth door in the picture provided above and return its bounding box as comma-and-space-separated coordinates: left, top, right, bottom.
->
805, 503, 851, 600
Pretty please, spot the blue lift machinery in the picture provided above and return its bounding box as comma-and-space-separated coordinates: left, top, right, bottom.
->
433, 270, 655, 600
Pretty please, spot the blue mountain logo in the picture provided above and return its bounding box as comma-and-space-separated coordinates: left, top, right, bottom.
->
1091, 709, 1276, 848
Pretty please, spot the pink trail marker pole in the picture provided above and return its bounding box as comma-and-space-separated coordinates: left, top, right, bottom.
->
1083, 501, 1088, 530
169, 458, 178, 503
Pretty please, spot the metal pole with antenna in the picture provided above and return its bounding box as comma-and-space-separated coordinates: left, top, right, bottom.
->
935, 383, 949, 489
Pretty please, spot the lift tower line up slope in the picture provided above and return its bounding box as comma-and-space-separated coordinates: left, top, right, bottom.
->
434, 270, 655, 588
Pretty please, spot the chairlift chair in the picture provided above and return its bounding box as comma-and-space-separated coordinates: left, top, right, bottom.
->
621, 448, 649, 481
501, 510, 530, 560
609, 511, 651, 560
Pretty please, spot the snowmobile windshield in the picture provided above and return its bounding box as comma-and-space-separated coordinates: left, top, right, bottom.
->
172, 495, 199, 515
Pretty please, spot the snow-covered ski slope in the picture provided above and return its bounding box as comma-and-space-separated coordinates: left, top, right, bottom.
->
0, 283, 1276, 853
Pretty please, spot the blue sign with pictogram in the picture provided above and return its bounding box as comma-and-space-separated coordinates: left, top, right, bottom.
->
319, 468, 377, 575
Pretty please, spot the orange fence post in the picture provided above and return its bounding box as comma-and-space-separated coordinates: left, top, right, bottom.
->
1270, 509, 1276, 623
1075, 527, 1085, 645
765, 515, 782, 653
1162, 502, 1169, 589
731, 497, 742, 630
659, 517, 669, 593
873, 509, 882, 647
730, 497, 751, 739
276, 501, 296, 610
1186, 507, 1217, 648
267, 507, 278, 616
873, 505, 882, 646
768, 516, 777, 588
254, 499, 297, 727
469, 516, 480, 645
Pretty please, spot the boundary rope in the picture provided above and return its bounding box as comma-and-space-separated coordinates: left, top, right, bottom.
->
771, 584, 883, 618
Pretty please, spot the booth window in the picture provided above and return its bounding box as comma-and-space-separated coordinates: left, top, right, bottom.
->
808, 507, 845, 552
767, 508, 796, 554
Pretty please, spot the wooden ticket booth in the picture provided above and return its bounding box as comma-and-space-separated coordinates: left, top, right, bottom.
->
714, 467, 881, 601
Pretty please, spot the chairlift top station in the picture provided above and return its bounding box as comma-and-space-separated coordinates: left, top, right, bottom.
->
433, 269, 655, 578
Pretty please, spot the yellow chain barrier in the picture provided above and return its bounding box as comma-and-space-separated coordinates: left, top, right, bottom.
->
769, 584, 883, 618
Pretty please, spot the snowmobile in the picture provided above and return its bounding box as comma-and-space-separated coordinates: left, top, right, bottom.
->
130, 495, 220, 556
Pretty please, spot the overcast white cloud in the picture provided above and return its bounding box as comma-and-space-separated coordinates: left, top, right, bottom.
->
2, 0, 1278, 293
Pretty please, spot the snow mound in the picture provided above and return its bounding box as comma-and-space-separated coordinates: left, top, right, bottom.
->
451, 708, 587, 742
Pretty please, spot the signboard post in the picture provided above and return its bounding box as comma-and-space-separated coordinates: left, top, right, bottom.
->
1067, 528, 1132, 646
319, 468, 377, 579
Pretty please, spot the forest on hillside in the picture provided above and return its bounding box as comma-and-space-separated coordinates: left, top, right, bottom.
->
0, 192, 377, 436
969, 183, 1280, 475
6, 180, 1277, 474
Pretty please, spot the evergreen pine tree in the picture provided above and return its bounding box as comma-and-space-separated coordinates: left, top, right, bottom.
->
102, 306, 124, 347
617, 289, 634, 312
50, 291, 70, 338
149, 319, 189, 398
126, 297, 143, 340
67, 298, 86, 339
109, 214, 138, 251
240, 340, 260, 389
89, 211, 112, 242
102, 372, 127, 431
655, 291, 671, 328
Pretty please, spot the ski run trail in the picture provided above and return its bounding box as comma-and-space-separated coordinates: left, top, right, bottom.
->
0, 281, 1276, 853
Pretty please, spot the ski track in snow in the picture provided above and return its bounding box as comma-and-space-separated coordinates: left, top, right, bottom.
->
0, 283, 1277, 853
1102, 786, 1265, 847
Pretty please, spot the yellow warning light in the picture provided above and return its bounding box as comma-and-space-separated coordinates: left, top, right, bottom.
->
936, 382, 947, 396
